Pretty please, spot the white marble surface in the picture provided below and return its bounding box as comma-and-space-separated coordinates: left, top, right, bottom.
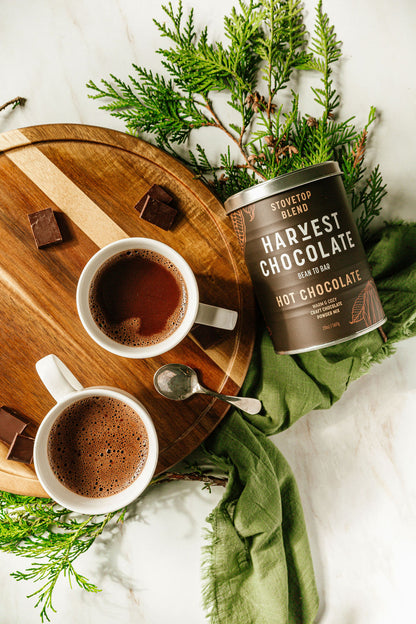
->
0, 1, 415, 622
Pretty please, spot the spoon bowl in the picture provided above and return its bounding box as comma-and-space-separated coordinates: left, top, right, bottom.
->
153, 363, 199, 401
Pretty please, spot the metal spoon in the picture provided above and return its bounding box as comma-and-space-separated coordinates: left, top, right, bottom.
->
153, 363, 262, 415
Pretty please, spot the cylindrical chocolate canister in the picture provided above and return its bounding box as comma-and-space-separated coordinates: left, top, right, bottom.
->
225, 161, 386, 354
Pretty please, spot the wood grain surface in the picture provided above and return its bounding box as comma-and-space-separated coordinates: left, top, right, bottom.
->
0, 124, 255, 498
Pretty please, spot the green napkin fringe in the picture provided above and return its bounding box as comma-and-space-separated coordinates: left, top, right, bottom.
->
201, 522, 220, 618
357, 342, 395, 374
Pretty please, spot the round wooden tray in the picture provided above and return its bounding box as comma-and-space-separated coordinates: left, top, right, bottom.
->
0, 124, 255, 497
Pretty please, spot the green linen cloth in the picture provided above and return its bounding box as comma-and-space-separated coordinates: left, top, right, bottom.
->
202, 222, 416, 624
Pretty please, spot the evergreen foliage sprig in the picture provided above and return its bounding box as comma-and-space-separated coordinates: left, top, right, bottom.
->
0, 466, 226, 622
87, 0, 386, 240
0, 491, 122, 622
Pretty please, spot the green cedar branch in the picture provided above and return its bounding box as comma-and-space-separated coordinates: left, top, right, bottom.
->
0, 465, 227, 622
87, 0, 386, 238
0, 492, 123, 622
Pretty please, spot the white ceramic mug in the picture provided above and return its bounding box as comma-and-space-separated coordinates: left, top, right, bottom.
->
33, 354, 158, 514
76, 238, 238, 358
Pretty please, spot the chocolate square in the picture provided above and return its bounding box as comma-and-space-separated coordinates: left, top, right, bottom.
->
140, 196, 178, 231
134, 184, 173, 213
6, 433, 35, 465
0, 406, 30, 446
28, 208, 63, 248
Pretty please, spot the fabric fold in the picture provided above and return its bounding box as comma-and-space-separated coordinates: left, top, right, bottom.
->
203, 412, 319, 624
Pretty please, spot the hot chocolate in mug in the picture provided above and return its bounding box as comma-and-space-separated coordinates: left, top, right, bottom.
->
33, 354, 158, 514
76, 237, 238, 358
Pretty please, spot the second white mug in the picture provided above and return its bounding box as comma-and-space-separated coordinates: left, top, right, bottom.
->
34, 354, 158, 514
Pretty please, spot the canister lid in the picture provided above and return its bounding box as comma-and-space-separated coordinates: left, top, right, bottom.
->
224, 161, 341, 214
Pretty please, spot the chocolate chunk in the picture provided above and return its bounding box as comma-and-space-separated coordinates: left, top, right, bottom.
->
134, 184, 173, 213
139, 195, 178, 231
28, 208, 63, 248
6, 433, 35, 465
0, 406, 30, 445
190, 324, 227, 350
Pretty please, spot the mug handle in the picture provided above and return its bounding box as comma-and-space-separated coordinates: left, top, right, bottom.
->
36, 355, 83, 402
195, 303, 238, 331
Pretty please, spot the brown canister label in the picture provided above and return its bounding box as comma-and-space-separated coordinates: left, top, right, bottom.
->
230, 175, 385, 353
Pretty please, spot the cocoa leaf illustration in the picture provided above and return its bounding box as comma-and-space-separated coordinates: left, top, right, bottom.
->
350, 280, 384, 326
243, 205, 255, 222
230, 211, 246, 252
350, 288, 367, 324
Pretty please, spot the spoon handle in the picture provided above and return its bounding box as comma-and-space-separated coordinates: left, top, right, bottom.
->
199, 386, 262, 415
